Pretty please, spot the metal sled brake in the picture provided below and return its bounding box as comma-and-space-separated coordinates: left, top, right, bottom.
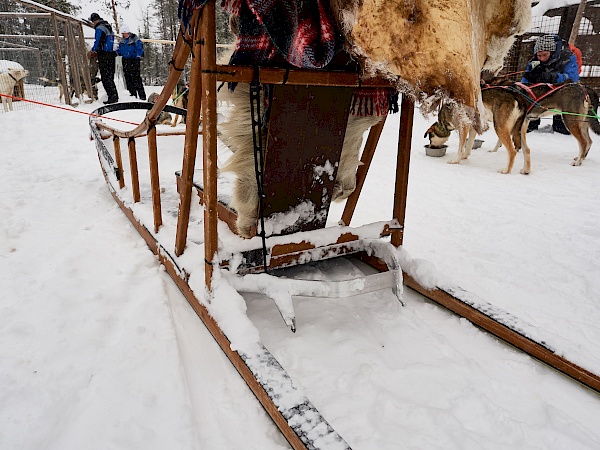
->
88, 4, 600, 450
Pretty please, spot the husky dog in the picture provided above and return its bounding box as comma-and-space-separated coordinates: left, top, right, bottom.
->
426, 82, 600, 174
219, 83, 383, 238
147, 92, 173, 125
170, 80, 188, 127
520, 83, 600, 171
0, 68, 29, 112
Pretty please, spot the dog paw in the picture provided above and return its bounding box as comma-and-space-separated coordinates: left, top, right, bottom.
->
447, 157, 461, 165
520, 168, 530, 175
498, 168, 510, 174
572, 159, 582, 166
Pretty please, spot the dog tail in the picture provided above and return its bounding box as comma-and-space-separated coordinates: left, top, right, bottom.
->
586, 86, 600, 135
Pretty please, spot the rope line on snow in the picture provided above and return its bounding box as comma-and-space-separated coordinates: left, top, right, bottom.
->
0, 93, 140, 126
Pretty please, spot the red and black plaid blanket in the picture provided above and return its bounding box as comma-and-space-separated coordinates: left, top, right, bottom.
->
223, 0, 338, 69
178, 0, 397, 116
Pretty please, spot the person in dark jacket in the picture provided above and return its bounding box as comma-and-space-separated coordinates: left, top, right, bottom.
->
521, 34, 580, 134
88, 13, 118, 104
117, 24, 146, 100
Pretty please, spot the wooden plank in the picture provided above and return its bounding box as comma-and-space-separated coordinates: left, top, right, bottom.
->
359, 254, 600, 395
50, 13, 69, 107
147, 127, 162, 233
0, 12, 51, 17
174, 11, 203, 257
402, 273, 600, 394
231, 226, 392, 274
191, 181, 240, 235
262, 85, 353, 235
77, 23, 94, 101
128, 137, 140, 203
391, 95, 414, 247
94, 121, 195, 138
201, 2, 219, 288
113, 136, 125, 189
65, 24, 83, 100
215, 65, 395, 88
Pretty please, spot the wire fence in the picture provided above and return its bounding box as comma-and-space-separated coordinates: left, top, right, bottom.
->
501, 6, 600, 94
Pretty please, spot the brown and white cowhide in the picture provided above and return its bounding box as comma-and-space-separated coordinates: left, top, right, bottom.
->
330, 0, 532, 131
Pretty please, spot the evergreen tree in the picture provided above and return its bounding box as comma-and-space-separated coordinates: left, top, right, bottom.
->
36, 0, 80, 15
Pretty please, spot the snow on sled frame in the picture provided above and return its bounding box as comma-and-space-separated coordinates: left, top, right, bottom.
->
88, 4, 600, 450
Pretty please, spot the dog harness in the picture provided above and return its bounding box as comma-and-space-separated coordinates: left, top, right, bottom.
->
481, 82, 588, 115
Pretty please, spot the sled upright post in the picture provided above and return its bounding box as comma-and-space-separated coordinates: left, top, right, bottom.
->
200, 0, 219, 289
175, 10, 203, 257
392, 97, 414, 246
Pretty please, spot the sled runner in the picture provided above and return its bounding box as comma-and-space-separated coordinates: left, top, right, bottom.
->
89, 3, 600, 449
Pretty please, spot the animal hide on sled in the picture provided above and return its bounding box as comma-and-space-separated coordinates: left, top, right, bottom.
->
179, 0, 530, 129
329, 0, 532, 131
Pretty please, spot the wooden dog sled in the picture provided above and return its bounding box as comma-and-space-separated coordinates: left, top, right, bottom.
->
89, 4, 600, 449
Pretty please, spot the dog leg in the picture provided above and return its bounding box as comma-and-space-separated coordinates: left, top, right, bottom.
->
518, 120, 531, 174
567, 121, 591, 166
488, 139, 502, 152
495, 121, 518, 174
464, 126, 476, 159
448, 123, 469, 164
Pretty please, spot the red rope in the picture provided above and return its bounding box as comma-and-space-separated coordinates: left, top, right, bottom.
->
497, 70, 526, 78
0, 93, 140, 126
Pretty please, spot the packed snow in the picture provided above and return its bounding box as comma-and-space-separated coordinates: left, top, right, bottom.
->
1, 77, 600, 450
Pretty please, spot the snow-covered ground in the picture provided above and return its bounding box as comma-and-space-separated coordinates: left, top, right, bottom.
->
1, 82, 600, 449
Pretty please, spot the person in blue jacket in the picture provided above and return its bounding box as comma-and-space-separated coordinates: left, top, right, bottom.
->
521, 34, 580, 134
521, 34, 580, 84
88, 13, 118, 104
117, 24, 146, 100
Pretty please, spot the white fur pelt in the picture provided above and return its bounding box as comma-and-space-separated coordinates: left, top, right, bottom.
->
0, 68, 29, 112
219, 84, 383, 238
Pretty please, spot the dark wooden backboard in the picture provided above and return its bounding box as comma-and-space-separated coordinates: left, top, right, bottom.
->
261, 84, 353, 236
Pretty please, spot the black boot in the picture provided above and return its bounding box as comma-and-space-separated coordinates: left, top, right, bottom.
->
527, 119, 540, 133
552, 115, 571, 135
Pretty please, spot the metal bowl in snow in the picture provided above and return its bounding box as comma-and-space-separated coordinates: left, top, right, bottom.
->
472, 139, 484, 149
424, 144, 447, 157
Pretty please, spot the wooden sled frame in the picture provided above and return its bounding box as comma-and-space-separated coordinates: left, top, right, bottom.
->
89, 3, 600, 450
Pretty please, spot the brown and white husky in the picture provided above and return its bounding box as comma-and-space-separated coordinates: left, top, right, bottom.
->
426, 82, 600, 174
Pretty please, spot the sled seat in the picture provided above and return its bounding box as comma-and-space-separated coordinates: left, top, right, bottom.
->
178, 83, 393, 273
190, 84, 354, 237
